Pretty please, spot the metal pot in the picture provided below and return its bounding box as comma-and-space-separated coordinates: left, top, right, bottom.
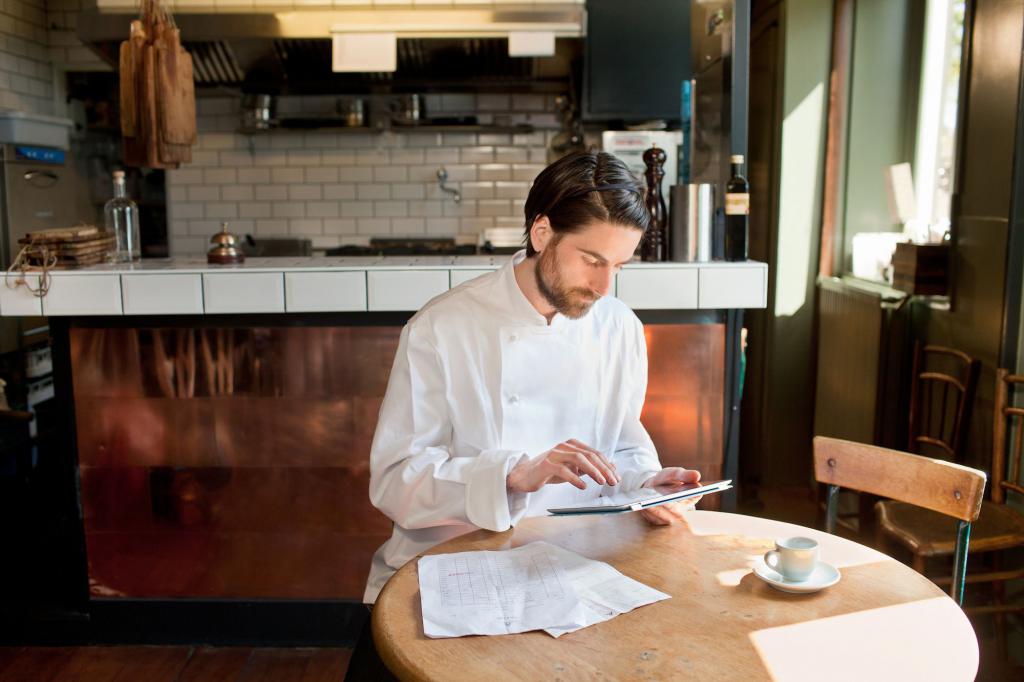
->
241, 94, 275, 130
337, 97, 366, 127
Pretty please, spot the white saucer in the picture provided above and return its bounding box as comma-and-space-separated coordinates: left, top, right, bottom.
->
752, 560, 841, 594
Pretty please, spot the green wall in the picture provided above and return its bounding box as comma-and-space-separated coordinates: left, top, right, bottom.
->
758, 0, 833, 485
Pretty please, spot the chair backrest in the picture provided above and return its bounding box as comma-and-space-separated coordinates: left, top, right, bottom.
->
814, 436, 986, 523
908, 343, 980, 461
993, 369, 1024, 505
814, 436, 986, 605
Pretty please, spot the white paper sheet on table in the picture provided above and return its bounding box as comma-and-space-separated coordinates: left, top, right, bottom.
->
417, 541, 588, 638
539, 543, 671, 638
417, 541, 670, 639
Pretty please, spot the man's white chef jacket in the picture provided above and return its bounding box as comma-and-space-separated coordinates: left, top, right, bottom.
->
363, 249, 662, 603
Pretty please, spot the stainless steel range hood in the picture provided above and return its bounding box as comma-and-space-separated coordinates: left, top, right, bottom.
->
76, 7, 583, 92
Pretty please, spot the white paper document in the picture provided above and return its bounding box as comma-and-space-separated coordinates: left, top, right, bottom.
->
540, 543, 671, 638
417, 541, 670, 639
418, 541, 587, 638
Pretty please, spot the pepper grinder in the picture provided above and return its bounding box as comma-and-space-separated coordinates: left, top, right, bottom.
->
641, 145, 668, 262
207, 222, 245, 264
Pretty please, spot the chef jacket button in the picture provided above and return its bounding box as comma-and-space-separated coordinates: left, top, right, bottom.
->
509, 394, 520, 405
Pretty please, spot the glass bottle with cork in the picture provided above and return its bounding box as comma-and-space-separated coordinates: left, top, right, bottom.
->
105, 170, 141, 262
724, 155, 749, 261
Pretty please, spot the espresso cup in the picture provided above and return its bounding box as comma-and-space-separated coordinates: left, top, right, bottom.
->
763, 537, 819, 581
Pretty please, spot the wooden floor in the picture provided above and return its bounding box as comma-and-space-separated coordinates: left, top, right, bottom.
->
0, 646, 352, 682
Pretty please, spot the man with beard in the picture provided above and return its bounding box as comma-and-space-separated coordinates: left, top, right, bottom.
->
362, 150, 703, 606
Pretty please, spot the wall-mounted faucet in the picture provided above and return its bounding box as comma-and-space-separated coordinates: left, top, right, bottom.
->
436, 167, 461, 204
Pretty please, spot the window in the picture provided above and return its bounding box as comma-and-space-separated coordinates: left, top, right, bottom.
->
911, 0, 966, 242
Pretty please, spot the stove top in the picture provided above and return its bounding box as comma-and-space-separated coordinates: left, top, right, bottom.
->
324, 238, 517, 257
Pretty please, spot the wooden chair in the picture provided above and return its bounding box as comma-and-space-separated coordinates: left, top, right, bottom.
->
817, 343, 979, 535
908, 342, 980, 461
813, 435, 986, 605
876, 370, 1024, 650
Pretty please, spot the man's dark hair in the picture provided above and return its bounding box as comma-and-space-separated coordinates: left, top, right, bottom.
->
523, 151, 650, 257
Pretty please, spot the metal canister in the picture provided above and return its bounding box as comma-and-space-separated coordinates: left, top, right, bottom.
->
668, 183, 714, 262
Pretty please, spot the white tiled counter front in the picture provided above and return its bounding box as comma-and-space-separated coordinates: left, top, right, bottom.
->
0, 257, 768, 316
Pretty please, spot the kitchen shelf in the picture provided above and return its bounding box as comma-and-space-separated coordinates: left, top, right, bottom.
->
237, 123, 535, 136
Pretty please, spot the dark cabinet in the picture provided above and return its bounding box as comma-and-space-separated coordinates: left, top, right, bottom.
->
583, 0, 692, 122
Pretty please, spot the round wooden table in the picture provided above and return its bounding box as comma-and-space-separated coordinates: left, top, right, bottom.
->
372, 511, 979, 681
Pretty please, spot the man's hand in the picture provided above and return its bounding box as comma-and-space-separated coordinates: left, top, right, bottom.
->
507, 439, 619, 493
639, 467, 702, 526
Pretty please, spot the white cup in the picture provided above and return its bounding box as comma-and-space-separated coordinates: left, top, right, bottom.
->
763, 537, 819, 581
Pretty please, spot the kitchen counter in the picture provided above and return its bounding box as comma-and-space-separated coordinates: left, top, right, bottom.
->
0, 256, 767, 316
17, 253, 760, 635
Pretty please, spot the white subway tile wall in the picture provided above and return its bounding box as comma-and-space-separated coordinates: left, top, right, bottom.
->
46, 0, 110, 74
0, 0, 53, 114
0, 0, 109, 115
167, 94, 558, 254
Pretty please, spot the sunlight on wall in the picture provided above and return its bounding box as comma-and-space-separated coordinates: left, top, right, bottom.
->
775, 82, 825, 318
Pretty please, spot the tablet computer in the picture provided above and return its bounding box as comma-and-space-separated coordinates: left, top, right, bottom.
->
546, 479, 732, 515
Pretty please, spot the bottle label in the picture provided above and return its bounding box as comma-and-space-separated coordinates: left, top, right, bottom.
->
725, 193, 750, 216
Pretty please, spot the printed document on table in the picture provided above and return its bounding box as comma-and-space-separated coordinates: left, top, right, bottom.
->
418, 541, 589, 638
540, 543, 671, 638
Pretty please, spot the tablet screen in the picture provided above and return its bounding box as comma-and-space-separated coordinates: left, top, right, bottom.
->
547, 480, 732, 515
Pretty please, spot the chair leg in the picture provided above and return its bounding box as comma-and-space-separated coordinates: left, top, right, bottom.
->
912, 553, 926, 575
874, 522, 886, 554
950, 520, 971, 606
825, 485, 839, 535
993, 552, 1007, 660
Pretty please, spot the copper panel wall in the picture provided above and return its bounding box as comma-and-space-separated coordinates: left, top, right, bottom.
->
643, 324, 726, 483
72, 323, 725, 600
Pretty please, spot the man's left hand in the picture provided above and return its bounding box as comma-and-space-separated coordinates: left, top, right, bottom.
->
638, 467, 702, 526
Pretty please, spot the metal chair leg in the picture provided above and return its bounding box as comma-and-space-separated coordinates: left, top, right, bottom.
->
825, 485, 839, 535
951, 520, 971, 606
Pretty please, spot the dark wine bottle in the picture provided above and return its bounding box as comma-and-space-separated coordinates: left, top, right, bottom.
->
724, 154, 749, 261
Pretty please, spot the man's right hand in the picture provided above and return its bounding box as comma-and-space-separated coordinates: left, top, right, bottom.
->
506, 439, 619, 493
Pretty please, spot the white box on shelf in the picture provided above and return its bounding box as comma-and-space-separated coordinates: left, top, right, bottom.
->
368, 270, 449, 311
285, 271, 367, 312
698, 265, 767, 309
25, 345, 51, 378
616, 268, 699, 309
203, 272, 285, 313
122, 274, 204, 315
0, 112, 73, 150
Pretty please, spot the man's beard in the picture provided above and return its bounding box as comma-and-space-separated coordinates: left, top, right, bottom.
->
535, 244, 600, 319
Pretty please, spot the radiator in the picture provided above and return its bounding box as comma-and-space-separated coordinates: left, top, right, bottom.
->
814, 277, 910, 448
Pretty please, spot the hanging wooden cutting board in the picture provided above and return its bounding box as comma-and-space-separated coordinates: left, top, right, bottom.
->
120, 20, 150, 166
156, 27, 195, 166
119, 22, 140, 137
119, 0, 196, 169
141, 41, 168, 168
